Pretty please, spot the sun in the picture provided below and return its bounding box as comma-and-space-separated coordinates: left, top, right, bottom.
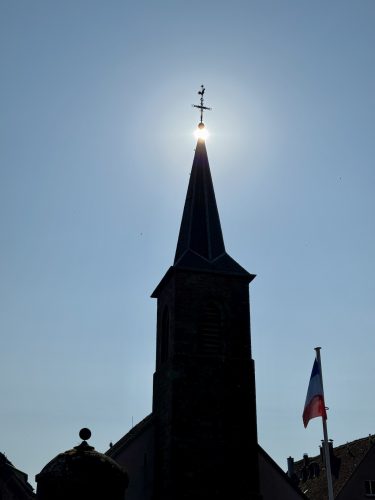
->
194, 122, 209, 141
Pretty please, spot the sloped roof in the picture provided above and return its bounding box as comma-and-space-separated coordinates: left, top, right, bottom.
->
293, 435, 375, 499
259, 446, 308, 499
105, 414, 307, 499
0, 452, 35, 498
105, 414, 153, 458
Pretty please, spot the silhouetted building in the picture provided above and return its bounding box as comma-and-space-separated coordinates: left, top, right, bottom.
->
36, 428, 128, 500
107, 131, 307, 500
289, 435, 375, 499
0, 452, 35, 500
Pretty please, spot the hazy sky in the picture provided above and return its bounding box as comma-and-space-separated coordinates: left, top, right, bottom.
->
1, 0, 375, 488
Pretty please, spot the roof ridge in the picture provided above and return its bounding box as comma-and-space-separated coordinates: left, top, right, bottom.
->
294, 433, 374, 464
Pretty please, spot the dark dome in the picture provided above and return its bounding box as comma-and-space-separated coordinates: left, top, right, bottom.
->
36, 430, 128, 500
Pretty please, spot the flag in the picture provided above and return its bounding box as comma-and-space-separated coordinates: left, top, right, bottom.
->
303, 358, 327, 428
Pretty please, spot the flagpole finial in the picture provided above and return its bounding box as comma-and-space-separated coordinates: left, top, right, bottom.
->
314, 346, 322, 352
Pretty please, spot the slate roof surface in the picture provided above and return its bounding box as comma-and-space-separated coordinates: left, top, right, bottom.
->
173, 138, 252, 277
293, 435, 375, 499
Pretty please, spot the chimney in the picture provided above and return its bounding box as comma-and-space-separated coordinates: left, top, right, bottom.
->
329, 440, 334, 454
320, 440, 334, 468
303, 454, 309, 467
287, 457, 295, 478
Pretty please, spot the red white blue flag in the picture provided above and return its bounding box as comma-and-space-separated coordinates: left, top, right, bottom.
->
303, 358, 327, 428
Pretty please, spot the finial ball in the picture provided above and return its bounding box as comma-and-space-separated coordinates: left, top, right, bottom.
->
79, 428, 91, 441
198, 122, 205, 129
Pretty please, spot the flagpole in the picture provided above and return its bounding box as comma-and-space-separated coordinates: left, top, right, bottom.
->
315, 347, 334, 500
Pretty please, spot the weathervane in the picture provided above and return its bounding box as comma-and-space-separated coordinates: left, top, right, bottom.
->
192, 85, 212, 124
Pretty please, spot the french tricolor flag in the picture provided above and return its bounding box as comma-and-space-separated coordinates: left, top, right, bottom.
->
303, 358, 327, 428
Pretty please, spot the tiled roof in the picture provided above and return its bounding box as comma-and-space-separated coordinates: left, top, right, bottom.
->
293, 435, 375, 499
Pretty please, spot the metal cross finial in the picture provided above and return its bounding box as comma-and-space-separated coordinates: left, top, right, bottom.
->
192, 85, 212, 124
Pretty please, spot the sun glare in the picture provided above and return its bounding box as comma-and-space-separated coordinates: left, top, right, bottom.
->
194, 123, 209, 141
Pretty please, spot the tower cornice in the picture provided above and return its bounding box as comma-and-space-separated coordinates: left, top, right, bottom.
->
151, 265, 255, 299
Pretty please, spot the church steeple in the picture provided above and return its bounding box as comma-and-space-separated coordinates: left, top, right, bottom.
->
174, 134, 253, 277
151, 92, 261, 500
173, 86, 252, 277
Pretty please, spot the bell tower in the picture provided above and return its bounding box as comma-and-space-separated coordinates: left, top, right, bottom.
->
152, 93, 262, 500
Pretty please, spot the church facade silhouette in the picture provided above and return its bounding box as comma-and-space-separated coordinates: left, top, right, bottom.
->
106, 126, 305, 500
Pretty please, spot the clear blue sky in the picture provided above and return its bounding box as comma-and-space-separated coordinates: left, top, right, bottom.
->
1, 0, 375, 488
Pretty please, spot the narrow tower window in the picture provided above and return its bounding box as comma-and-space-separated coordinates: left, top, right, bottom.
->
160, 307, 170, 364
198, 302, 223, 355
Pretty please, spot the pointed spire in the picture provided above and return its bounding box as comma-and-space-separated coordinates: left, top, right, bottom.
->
174, 138, 225, 263
174, 137, 252, 277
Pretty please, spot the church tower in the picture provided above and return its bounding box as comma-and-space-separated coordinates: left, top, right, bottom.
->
152, 93, 262, 500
